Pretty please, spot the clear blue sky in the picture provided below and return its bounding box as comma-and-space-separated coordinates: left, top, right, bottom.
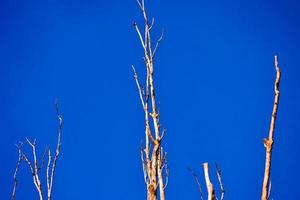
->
0, 0, 299, 199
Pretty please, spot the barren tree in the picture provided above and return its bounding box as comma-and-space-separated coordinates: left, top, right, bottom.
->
11, 102, 63, 200
132, 0, 168, 199
131, 2, 282, 199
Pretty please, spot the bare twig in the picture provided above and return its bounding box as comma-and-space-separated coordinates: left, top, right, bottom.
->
140, 144, 150, 184
152, 31, 164, 59
12, 145, 24, 200
188, 167, 204, 200
261, 55, 281, 200
46, 149, 52, 199
163, 165, 169, 190
215, 163, 225, 200
39, 147, 48, 172
133, 22, 146, 51
132, 65, 145, 108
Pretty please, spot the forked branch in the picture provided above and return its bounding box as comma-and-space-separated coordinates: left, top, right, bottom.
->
11, 102, 63, 200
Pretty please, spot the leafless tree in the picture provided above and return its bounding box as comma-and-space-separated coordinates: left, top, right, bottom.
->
132, 0, 168, 199
11, 102, 63, 200
131, 1, 282, 200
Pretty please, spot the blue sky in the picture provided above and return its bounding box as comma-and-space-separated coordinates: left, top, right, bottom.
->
0, 0, 300, 199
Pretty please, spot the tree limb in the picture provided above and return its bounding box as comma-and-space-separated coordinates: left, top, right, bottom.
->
261, 55, 281, 200
202, 163, 215, 200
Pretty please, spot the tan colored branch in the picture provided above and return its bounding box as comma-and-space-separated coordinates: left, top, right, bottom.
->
261, 55, 281, 200
202, 163, 215, 200
133, 1, 166, 200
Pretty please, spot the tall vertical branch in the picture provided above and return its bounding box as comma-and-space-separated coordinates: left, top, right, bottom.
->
261, 55, 281, 200
47, 101, 63, 200
133, 0, 166, 199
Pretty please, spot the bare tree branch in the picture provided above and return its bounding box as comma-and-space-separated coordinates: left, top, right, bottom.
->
132, 65, 145, 108
261, 55, 281, 200
46, 149, 52, 200
152, 31, 164, 59
47, 101, 63, 200
202, 163, 215, 200
25, 138, 43, 200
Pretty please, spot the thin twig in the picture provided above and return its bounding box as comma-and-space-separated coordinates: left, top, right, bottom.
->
163, 165, 169, 190
46, 149, 52, 199
133, 22, 146, 51
215, 162, 225, 200
12, 146, 24, 200
132, 65, 145, 108
152, 31, 164, 59
140, 144, 149, 184
188, 167, 204, 200
47, 102, 63, 200
39, 147, 48, 172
